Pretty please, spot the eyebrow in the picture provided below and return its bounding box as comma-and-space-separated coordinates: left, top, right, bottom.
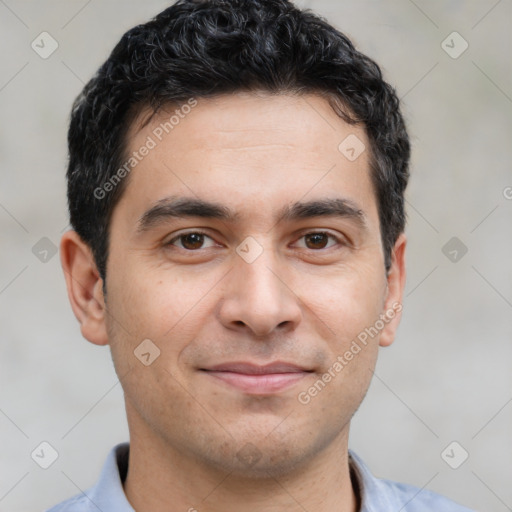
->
136, 195, 367, 233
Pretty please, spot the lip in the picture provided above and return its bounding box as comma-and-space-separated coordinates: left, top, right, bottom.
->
200, 361, 313, 394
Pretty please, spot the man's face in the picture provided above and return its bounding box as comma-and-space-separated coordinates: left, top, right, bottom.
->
102, 92, 403, 477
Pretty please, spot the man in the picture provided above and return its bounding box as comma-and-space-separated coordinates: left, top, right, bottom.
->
50, 0, 473, 510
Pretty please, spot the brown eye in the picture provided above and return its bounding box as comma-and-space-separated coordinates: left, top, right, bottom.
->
167, 231, 216, 250
180, 233, 204, 250
304, 232, 331, 249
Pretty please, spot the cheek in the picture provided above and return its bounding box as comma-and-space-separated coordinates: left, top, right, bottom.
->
299, 261, 387, 343
295, 335, 378, 436
108, 263, 199, 332
105, 264, 219, 372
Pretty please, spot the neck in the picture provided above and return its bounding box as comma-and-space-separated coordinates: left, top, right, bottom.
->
124, 423, 358, 512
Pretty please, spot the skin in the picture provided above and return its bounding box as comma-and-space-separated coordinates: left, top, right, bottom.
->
61, 91, 406, 512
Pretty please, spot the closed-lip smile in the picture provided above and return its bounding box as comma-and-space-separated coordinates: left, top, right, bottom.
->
200, 361, 313, 394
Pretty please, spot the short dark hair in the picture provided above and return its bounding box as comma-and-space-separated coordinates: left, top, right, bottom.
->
67, 0, 410, 281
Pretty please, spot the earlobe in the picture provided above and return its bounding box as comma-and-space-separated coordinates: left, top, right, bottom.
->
60, 230, 109, 346
379, 233, 407, 348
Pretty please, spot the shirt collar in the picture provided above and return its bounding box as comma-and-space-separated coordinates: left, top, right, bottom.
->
348, 449, 396, 511
87, 443, 134, 511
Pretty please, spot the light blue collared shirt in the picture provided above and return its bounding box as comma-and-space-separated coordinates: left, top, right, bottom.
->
46, 443, 474, 511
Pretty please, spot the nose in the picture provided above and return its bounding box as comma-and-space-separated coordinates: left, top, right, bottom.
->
217, 245, 303, 338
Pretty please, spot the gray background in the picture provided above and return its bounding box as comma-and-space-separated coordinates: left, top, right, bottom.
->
0, 1, 511, 511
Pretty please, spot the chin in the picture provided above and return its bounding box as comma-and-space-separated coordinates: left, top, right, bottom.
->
209, 444, 307, 480
195, 425, 339, 480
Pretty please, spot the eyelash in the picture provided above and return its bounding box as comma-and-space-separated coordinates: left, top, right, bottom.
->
165, 230, 345, 251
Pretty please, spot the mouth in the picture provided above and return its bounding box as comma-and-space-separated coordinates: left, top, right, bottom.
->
200, 362, 314, 394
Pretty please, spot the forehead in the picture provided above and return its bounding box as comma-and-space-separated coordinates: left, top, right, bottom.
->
115, 91, 378, 229
129, 91, 364, 156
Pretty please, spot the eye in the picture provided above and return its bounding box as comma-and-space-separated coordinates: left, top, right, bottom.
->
165, 230, 344, 252
294, 231, 342, 250
166, 231, 217, 250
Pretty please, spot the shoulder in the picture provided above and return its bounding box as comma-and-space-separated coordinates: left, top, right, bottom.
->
375, 478, 475, 511
348, 450, 475, 512
44, 494, 93, 512
43, 443, 132, 512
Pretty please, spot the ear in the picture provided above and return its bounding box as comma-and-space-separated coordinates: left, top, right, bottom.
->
379, 233, 407, 347
60, 230, 109, 346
